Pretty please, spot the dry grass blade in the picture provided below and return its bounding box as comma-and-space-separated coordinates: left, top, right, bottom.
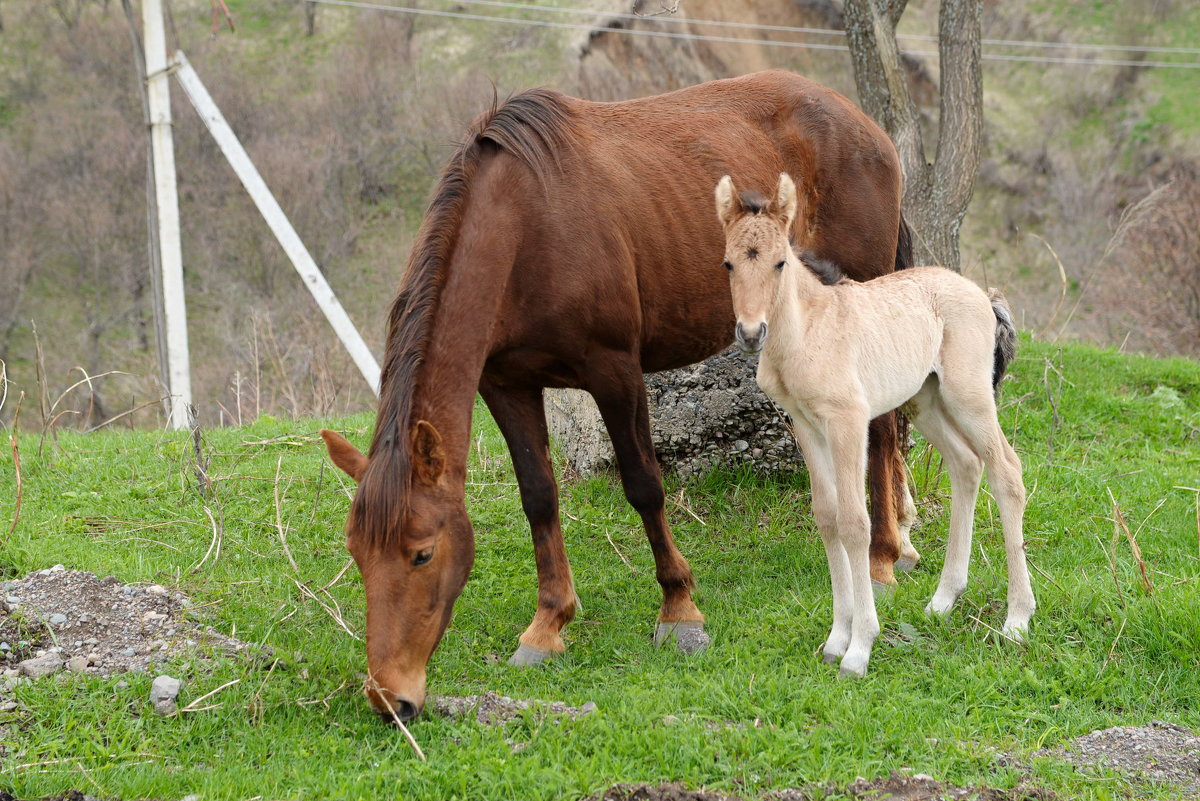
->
1091, 529, 1123, 605
291, 577, 360, 639
177, 678, 241, 714
966, 614, 1025, 646
321, 558, 355, 591
1107, 487, 1155, 596
365, 674, 426, 761
1030, 233, 1070, 339
275, 456, 299, 574
6, 392, 24, 546
191, 505, 224, 573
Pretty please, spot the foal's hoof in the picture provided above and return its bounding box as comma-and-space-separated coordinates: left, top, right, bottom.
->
837, 663, 868, 679
821, 651, 840, 666
507, 643, 558, 667
653, 621, 711, 654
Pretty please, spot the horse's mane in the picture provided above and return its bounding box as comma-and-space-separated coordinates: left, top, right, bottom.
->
798, 250, 847, 286
351, 88, 574, 545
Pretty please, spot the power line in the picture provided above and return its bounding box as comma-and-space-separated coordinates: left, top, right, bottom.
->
440, 0, 1200, 57
306, 0, 1200, 69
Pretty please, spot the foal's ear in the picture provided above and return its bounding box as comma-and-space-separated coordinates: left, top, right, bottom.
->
411, 420, 446, 486
715, 175, 739, 228
775, 173, 799, 230
320, 429, 368, 483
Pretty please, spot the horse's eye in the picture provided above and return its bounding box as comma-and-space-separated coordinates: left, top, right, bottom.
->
775, 261, 786, 271
723, 260, 734, 272
413, 549, 433, 566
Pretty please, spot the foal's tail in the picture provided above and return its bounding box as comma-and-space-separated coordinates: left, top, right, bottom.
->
989, 288, 1018, 399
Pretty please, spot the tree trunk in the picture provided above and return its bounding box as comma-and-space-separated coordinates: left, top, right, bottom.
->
844, 0, 982, 272
305, 1, 316, 36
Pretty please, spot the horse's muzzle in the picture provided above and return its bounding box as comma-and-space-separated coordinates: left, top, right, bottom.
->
377, 697, 421, 724
735, 321, 767, 354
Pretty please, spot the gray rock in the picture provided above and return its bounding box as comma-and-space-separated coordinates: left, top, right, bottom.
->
0, 642, 10, 652
67, 656, 89, 673
151, 674, 182, 716
546, 347, 802, 477
0, 701, 17, 712
146, 584, 168, 596
18, 653, 63, 678
48, 613, 68, 626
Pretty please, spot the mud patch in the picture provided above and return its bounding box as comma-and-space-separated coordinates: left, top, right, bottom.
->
1, 566, 249, 680
428, 691, 597, 725
592, 773, 1056, 801
1044, 720, 1200, 796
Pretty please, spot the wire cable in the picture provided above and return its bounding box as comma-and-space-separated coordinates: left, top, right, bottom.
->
304, 0, 1200, 69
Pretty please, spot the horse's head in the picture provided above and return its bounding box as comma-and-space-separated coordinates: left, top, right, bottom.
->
715, 173, 800, 354
320, 424, 474, 724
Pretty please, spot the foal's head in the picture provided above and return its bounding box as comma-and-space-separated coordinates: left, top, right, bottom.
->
715, 173, 800, 354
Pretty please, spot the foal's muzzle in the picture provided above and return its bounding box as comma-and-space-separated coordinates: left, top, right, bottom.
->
735, 321, 767, 354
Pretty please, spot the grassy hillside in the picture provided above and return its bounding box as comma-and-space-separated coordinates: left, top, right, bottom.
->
1, 337, 1198, 799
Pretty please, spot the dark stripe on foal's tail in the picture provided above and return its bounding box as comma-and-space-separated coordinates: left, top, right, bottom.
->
989, 288, 1018, 399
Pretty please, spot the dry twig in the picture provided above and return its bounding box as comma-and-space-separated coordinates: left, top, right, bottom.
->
1107, 487, 1155, 596
177, 678, 241, 714
6, 392, 24, 546
365, 674, 426, 761
274, 457, 300, 574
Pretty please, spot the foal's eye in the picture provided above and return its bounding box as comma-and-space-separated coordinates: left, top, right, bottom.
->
775, 261, 786, 271
723, 260, 733, 272
412, 549, 433, 567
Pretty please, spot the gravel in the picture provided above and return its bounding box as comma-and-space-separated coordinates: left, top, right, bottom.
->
1044, 720, 1200, 796
427, 691, 597, 726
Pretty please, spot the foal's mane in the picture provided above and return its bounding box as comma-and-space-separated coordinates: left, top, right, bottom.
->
352, 89, 574, 545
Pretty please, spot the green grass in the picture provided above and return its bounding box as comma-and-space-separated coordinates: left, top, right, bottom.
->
1, 337, 1199, 800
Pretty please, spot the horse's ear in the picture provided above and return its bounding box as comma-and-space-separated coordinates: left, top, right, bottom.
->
715, 175, 739, 228
775, 173, 798, 229
411, 420, 445, 486
321, 429, 368, 483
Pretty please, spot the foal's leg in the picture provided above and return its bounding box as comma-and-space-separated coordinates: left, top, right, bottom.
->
826, 408, 880, 678
587, 356, 707, 653
908, 389, 983, 618
480, 379, 577, 665
939, 380, 1036, 636
791, 421, 854, 664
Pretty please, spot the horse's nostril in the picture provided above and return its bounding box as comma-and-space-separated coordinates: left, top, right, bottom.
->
380, 698, 420, 724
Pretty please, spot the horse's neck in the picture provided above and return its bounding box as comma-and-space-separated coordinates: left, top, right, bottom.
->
770, 250, 830, 344
402, 228, 518, 483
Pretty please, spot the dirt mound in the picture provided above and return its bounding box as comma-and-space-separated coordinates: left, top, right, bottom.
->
1047, 721, 1200, 796
1, 566, 249, 682
592, 773, 1055, 801
428, 691, 597, 725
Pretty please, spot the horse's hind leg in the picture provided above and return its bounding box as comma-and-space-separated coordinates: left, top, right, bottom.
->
867, 412, 904, 591
587, 356, 707, 653
908, 389, 983, 618
895, 455, 920, 573
480, 379, 577, 666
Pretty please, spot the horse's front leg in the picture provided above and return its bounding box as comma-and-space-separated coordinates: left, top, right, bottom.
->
587, 354, 708, 654
480, 379, 577, 665
791, 421, 853, 664
828, 409, 880, 678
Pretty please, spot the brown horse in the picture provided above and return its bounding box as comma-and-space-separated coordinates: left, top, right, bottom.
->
320, 70, 914, 722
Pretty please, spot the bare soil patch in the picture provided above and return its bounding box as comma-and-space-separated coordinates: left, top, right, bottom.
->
1044, 721, 1200, 797
428, 690, 597, 725
592, 773, 1056, 801
1, 566, 249, 684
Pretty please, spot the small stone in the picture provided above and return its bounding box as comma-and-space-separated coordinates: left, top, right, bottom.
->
4, 596, 19, 606
115, 680, 130, 690
0, 701, 17, 712
67, 656, 89, 673
0, 642, 9, 652
150, 674, 182, 716
86, 653, 101, 665
733, 439, 750, 452
122, 648, 136, 658
580, 701, 598, 715
48, 613, 68, 626
18, 653, 63, 679
85, 638, 98, 646
74, 640, 83, 647
78, 614, 90, 624
146, 585, 168, 596
49, 564, 65, 572
2, 668, 19, 678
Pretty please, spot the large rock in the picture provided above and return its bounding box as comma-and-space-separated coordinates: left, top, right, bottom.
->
546, 348, 802, 477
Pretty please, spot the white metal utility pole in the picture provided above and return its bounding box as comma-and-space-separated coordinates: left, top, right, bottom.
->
143, 0, 193, 429
172, 51, 381, 395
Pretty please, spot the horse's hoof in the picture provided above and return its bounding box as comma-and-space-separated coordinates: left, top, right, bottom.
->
924, 598, 954, 618
1000, 620, 1029, 643
821, 651, 840, 666
507, 643, 557, 667
871, 580, 896, 600
837, 663, 868, 679
654, 621, 711, 654
895, 552, 920, 573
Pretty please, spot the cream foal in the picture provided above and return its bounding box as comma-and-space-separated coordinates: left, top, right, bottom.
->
716, 173, 1035, 678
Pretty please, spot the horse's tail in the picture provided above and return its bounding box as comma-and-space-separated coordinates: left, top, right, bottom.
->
895, 212, 915, 272
989, 288, 1018, 400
